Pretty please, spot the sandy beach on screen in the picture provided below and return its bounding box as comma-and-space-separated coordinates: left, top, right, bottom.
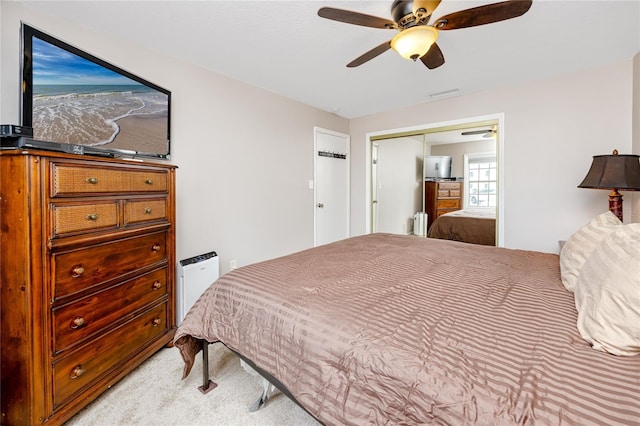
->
106, 113, 169, 155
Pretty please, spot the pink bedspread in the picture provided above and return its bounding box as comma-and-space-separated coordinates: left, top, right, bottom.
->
428, 209, 496, 245
175, 233, 640, 425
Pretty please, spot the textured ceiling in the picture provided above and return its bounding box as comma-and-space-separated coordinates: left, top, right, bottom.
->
16, 0, 640, 119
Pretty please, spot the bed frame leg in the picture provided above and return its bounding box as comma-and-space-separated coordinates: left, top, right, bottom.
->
198, 340, 217, 394
249, 379, 273, 412
249, 379, 269, 413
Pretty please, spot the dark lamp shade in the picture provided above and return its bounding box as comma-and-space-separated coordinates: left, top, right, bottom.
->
578, 154, 640, 191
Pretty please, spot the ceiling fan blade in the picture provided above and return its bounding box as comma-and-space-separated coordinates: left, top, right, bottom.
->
433, 0, 532, 30
462, 129, 491, 135
318, 7, 397, 29
420, 43, 445, 69
347, 40, 392, 68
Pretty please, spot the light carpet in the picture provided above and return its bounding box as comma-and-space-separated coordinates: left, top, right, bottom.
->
64, 343, 320, 426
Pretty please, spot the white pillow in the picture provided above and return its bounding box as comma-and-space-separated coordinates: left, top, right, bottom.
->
559, 211, 621, 292
574, 223, 640, 356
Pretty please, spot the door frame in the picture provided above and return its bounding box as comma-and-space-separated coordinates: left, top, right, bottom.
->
314, 126, 351, 247
365, 113, 505, 246
371, 143, 379, 233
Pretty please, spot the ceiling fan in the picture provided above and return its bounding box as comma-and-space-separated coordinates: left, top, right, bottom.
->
462, 128, 497, 138
317, 0, 532, 69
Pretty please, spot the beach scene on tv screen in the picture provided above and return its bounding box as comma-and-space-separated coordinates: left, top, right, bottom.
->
31, 37, 169, 155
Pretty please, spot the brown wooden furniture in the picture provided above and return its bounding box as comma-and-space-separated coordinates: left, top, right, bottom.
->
0, 149, 177, 425
424, 180, 463, 230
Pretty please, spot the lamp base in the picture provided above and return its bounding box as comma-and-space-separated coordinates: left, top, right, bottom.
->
608, 189, 623, 222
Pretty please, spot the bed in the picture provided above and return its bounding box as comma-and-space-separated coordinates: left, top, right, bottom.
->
174, 231, 640, 425
427, 208, 496, 245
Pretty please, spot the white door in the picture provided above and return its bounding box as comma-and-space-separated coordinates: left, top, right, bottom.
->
314, 127, 350, 246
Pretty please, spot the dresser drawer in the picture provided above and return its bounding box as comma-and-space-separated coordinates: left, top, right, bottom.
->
437, 182, 461, 191
51, 164, 168, 197
124, 199, 168, 226
437, 199, 460, 209
52, 202, 119, 237
53, 302, 168, 407
52, 267, 168, 354
53, 231, 167, 300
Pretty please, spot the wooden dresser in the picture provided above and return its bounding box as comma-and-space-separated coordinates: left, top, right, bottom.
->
424, 180, 463, 230
0, 149, 177, 425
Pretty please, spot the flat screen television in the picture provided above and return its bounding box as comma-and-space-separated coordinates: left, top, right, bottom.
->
20, 23, 171, 159
424, 155, 452, 179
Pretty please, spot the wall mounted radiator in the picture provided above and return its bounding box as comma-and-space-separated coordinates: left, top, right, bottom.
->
177, 251, 219, 325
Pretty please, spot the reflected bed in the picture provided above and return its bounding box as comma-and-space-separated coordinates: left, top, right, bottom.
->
428, 208, 496, 245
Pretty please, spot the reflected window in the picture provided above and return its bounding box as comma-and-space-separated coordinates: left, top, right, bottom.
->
467, 156, 496, 207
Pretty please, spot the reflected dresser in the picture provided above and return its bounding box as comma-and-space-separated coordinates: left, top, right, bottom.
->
424, 180, 463, 230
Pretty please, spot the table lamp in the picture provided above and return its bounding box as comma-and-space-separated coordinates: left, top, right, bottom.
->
578, 149, 640, 222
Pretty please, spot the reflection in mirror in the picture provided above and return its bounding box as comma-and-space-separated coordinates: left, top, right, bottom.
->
466, 154, 497, 208
371, 121, 499, 246
429, 138, 496, 209
371, 136, 424, 235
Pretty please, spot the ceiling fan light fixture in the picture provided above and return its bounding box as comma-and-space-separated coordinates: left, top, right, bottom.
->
390, 26, 438, 61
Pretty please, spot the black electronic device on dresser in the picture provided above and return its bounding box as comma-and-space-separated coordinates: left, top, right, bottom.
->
0, 136, 116, 157
0, 124, 33, 138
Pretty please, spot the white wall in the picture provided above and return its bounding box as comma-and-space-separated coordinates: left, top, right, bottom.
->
0, 1, 349, 273
349, 61, 636, 253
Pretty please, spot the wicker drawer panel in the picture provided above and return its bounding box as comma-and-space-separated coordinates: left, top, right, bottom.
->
51, 165, 168, 196
53, 232, 167, 300
437, 190, 450, 197
437, 182, 461, 191
449, 190, 461, 197
52, 302, 168, 407
437, 199, 460, 209
52, 203, 119, 237
126, 170, 168, 192
124, 199, 167, 225
52, 267, 168, 354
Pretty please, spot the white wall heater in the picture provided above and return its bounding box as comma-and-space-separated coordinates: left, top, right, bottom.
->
177, 251, 219, 325
413, 212, 427, 237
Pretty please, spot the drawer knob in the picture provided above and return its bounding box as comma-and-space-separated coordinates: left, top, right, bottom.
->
151, 244, 161, 252
85, 177, 99, 184
152, 280, 162, 290
85, 213, 98, 221
152, 317, 162, 327
144, 179, 153, 185
69, 365, 85, 379
144, 207, 152, 214
70, 316, 86, 329
70, 265, 85, 278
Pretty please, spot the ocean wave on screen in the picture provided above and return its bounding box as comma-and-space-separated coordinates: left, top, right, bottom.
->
32, 91, 167, 146
33, 91, 134, 100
